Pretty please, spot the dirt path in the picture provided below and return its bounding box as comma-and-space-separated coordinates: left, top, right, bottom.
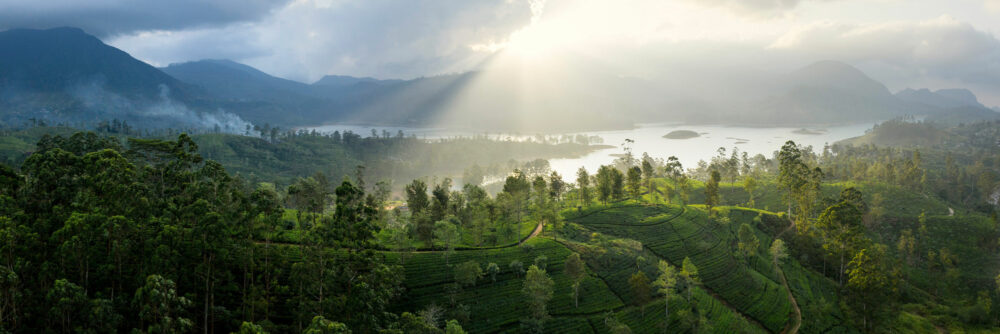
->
776, 258, 802, 334
776, 219, 802, 334
521, 221, 544, 245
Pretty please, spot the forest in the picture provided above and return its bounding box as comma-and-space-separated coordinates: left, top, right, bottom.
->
0, 118, 998, 333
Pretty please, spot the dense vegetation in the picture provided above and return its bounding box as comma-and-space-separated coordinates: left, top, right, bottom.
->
2, 118, 999, 333
0, 125, 605, 187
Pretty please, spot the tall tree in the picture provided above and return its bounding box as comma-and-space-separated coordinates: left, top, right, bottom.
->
549, 171, 565, 201
629, 271, 652, 317
846, 244, 895, 331
576, 167, 592, 206
737, 223, 760, 265
454, 261, 483, 287
742, 176, 758, 208
405, 180, 430, 214
433, 219, 460, 265
680, 257, 700, 301
653, 260, 679, 329
705, 170, 721, 212
522, 265, 554, 332
611, 168, 625, 201
564, 253, 586, 308
817, 200, 864, 286
503, 170, 531, 237
134, 275, 193, 334
596, 165, 615, 204
627, 166, 643, 200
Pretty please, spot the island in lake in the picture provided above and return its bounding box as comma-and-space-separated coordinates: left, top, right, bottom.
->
793, 128, 828, 135
663, 130, 701, 139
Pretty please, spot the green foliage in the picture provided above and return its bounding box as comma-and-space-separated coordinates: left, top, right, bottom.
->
454, 261, 483, 287
523, 265, 555, 321
234, 322, 269, 334
628, 271, 652, 316
303, 316, 350, 334
134, 275, 193, 334
443, 319, 466, 334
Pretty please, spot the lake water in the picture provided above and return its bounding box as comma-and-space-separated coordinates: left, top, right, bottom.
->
547, 123, 874, 178
305, 122, 876, 179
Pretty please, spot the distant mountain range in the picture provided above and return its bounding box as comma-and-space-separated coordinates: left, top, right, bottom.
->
1, 27, 997, 132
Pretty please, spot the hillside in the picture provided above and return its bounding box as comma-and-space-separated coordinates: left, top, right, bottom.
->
0, 27, 250, 132
896, 88, 987, 110
749, 61, 921, 124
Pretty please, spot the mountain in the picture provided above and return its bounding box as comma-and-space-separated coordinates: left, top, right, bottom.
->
0, 27, 190, 100
0, 27, 250, 132
925, 106, 1000, 125
161, 59, 335, 125
312, 75, 401, 88
895, 88, 986, 109
162, 59, 311, 101
748, 61, 919, 124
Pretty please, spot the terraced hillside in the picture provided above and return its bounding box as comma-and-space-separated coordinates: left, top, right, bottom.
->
561, 203, 855, 334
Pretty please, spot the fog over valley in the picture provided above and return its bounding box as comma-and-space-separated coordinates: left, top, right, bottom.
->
3, 1, 1000, 333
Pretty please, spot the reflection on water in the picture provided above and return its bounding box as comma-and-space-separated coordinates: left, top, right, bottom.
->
305, 122, 875, 180
547, 123, 874, 178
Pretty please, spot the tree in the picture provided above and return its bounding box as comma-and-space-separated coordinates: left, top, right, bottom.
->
596, 165, 615, 204
406, 179, 430, 214
846, 245, 895, 331
303, 316, 350, 334
433, 219, 460, 265
770, 239, 788, 265
604, 312, 633, 334
431, 178, 452, 222
510, 260, 525, 278
454, 261, 483, 287
611, 168, 625, 201
742, 176, 758, 208
534, 255, 548, 271
522, 265, 554, 326
778, 141, 806, 217
564, 253, 586, 308
235, 322, 268, 334
680, 257, 700, 301
641, 158, 655, 194
47, 278, 88, 334
653, 260, 679, 328
817, 201, 864, 286
897, 229, 917, 266
629, 272, 652, 317
134, 275, 193, 334
627, 166, 643, 200
576, 167, 592, 206
486, 262, 500, 285
705, 170, 721, 212
502, 170, 531, 237
444, 320, 467, 334
549, 171, 565, 201
677, 175, 692, 205
737, 224, 760, 264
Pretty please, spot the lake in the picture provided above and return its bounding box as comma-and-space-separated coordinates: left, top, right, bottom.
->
305, 122, 876, 179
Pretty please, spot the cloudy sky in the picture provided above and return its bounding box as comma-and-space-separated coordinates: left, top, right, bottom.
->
3, 0, 1000, 105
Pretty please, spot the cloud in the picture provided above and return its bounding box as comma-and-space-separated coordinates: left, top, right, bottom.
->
110, 0, 536, 82
769, 16, 1000, 91
682, 0, 834, 17
987, 0, 1000, 13
0, 0, 289, 37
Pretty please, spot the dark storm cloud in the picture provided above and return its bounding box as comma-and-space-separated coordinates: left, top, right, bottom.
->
111, 0, 537, 81
0, 0, 290, 37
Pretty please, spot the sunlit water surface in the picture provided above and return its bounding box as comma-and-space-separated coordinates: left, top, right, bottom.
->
306, 123, 875, 179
